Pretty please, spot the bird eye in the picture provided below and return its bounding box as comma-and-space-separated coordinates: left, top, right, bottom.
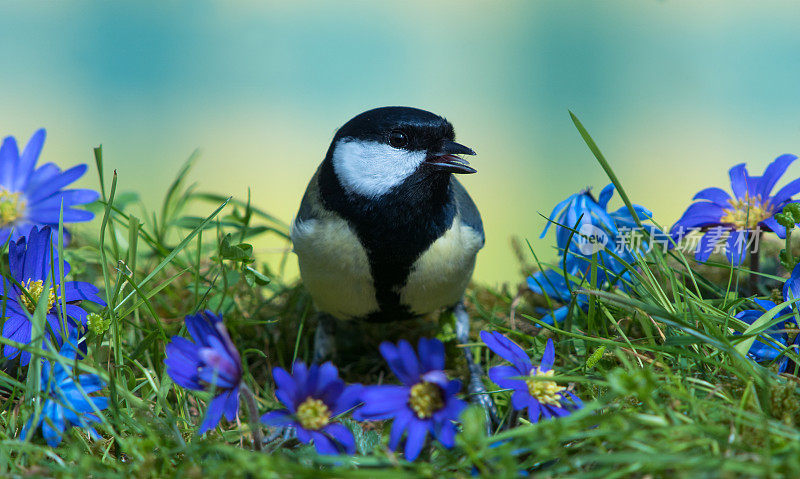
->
388, 130, 408, 149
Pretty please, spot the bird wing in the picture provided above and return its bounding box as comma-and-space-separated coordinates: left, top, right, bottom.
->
452, 177, 485, 248
295, 167, 326, 224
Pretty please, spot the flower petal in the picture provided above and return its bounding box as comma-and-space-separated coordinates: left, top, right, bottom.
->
692, 187, 732, 207
758, 154, 797, 198
323, 423, 356, 454
0, 136, 20, 189
403, 419, 429, 462
310, 430, 339, 455
726, 229, 750, 266
388, 408, 414, 451
488, 365, 526, 390
417, 337, 445, 372
597, 184, 615, 209
480, 331, 532, 374
762, 215, 787, 239
773, 179, 800, 205
332, 383, 363, 416
729, 163, 749, 199
527, 400, 542, 423
540, 339, 556, 371
198, 390, 229, 434
14, 129, 45, 191
672, 202, 725, 232
26, 165, 90, 203
784, 263, 800, 305
540, 194, 577, 238
379, 340, 419, 385
261, 410, 294, 426
272, 367, 298, 407
353, 385, 408, 420
695, 229, 727, 263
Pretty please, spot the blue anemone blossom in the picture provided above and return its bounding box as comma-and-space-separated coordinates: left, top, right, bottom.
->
1, 226, 105, 366
354, 338, 466, 462
261, 361, 361, 455
671, 154, 800, 265
734, 263, 800, 371
481, 332, 582, 422
164, 310, 243, 433
0, 129, 99, 244
21, 329, 108, 447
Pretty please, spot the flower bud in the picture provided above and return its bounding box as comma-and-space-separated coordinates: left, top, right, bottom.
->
87, 313, 111, 335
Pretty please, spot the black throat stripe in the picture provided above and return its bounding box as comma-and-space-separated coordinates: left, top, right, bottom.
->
318, 158, 456, 322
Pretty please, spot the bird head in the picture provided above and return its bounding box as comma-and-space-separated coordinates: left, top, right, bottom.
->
327, 106, 476, 199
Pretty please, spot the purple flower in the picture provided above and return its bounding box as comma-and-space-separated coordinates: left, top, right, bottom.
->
671, 154, 800, 265
354, 338, 467, 462
1, 226, 105, 366
481, 332, 581, 422
164, 311, 243, 433
261, 361, 361, 455
21, 328, 108, 447
0, 129, 99, 244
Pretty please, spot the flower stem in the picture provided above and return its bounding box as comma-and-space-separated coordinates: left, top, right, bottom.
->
785, 228, 795, 269
749, 231, 762, 295
239, 383, 263, 451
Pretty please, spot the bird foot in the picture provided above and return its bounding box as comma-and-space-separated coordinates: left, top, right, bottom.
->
454, 301, 499, 433
262, 426, 297, 449
312, 314, 337, 364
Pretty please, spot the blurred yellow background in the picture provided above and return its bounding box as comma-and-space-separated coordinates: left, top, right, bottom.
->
1, 1, 799, 286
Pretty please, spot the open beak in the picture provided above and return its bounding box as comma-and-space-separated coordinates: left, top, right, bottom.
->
425, 140, 477, 174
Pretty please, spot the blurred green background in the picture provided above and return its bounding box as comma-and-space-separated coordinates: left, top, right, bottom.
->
1, 1, 799, 286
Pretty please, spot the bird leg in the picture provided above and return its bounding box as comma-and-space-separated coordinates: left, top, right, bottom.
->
454, 301, 498, 432
262, 425, 297, 450
312, 313, 338, 364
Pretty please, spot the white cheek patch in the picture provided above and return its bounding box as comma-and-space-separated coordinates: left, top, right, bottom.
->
332, 140, 426, 198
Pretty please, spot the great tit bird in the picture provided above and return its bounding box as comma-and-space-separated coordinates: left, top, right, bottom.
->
292, 106, 495, 419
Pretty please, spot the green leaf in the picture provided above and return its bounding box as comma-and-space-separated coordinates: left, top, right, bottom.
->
245, 266, 270, 285
219, 234, 251, 262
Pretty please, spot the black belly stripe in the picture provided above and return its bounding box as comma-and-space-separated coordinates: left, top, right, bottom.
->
318, 158, 456, 322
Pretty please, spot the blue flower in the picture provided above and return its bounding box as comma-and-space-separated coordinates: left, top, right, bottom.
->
671, 154, 800, 265
1, 226, 105, 366
261, 361, 361, 455
734, 263, 800, 371
0, 129, 99, 244
534, 185, 659, 324
354, 338, 467, 462
21, 329, 108, 447
164, 310, 243, 433
542, 184, 646, 249
526, 259, 590, 325
735, 299, 790, 364
481, 332, 582, 422
539, 184, 657, 291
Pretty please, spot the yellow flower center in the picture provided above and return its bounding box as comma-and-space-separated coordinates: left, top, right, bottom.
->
295, 397, 331, 430
408, 381, 444, 419
18, 280, 58, 314
720, 195, 773, 230
526, 368, 566, 407
0, 188, 25, 226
